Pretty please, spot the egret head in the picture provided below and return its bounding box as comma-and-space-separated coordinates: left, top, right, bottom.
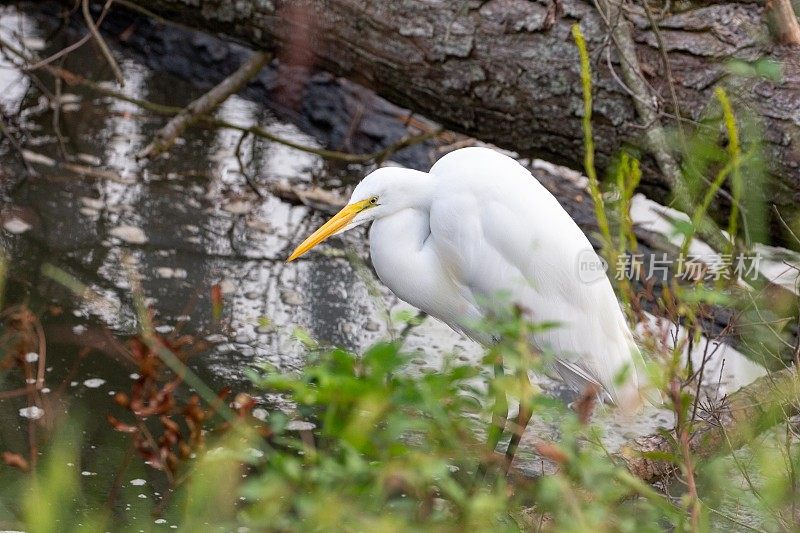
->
287, 167, 429, 261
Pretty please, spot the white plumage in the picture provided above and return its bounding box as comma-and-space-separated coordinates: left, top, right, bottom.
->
289, 147, 642, 406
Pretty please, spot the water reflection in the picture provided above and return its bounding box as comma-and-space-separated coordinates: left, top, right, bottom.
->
0, 7, 788, 508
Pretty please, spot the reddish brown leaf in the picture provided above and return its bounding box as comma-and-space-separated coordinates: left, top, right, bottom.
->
107, 414, 138, 433
2, 451, 29, 471
114, 392, 130, 408
534, 441, 568, 464
160, 416, 180, 434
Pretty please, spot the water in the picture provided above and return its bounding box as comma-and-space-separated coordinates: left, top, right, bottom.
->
0, 7, 433, 522
0, 5, 785, 528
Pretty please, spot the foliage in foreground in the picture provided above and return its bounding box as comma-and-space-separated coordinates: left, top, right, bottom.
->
1, 19, 800, 533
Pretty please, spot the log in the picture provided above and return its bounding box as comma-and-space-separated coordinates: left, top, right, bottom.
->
100, 0, 800, 245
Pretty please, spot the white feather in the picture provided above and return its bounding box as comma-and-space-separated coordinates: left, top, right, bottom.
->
335, 147, 642, 405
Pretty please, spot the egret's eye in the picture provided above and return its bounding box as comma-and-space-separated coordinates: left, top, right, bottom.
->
369, 196, 378, 205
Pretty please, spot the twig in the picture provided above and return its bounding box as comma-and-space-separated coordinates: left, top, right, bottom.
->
0, 113, 36, 176
640, 0, 685, 143
58, 65, 442, 164
671, 379, 701, 531
765, 0, 800, 45
27, 0, 114, 71
82, 0, 125, 86
620, 366, 800, 482
52, 72, 68, 160
0, 36, 442, 165
594, 0, 731, 254
234, 131, 264, 199
137, 50, 271, 159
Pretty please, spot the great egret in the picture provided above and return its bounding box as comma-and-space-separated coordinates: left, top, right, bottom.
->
288, 147, 643, 461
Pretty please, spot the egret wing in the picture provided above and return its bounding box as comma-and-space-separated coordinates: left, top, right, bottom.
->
428, 148, 640, 403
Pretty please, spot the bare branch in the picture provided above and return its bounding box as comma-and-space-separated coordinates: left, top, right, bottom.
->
766, 0, 800, 44
27, 0, 113, 72
81, 0, 125, 86
621, 367, 800, 482
138, 50, 271, 159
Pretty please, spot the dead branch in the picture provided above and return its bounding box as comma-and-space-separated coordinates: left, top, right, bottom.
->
621, 366, 800, 482
265, 180, 346, 213
766, 0, 800, 45
28, 0, 114, 71
81, 0, 124, 86
137, 50, 271, 159
0, 35, 440, 165
0, 114, 36, 176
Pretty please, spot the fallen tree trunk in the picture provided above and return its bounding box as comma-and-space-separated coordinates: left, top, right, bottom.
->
102, 0, 800, 244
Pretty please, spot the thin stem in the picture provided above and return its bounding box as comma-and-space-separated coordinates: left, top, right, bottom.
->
81, 0, 124, 85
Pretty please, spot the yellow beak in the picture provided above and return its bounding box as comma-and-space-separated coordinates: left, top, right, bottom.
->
287, 199, 372, 262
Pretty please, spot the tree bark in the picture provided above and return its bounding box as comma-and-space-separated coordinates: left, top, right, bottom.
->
106, 0, 800, 244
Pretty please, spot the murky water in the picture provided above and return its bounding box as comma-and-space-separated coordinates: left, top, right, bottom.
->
0, 8, 494, 522
0, 6, 788, 528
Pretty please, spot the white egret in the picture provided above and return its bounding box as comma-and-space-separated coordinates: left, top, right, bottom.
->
288, 147, 643, 461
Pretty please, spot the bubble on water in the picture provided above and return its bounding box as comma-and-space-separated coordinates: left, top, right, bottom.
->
156, 267, 175, 278
247, 448, 264, 458
223, 200, 252, 214
80, 197, 104, 210
154, 519, 167, 524
72, 325, 87, 335
3, 217, 32, 234
19, 406, 44, 420
155, 267, 187, 280
24, 352, 39, 362
286, 420, 316, 431
83, 378, 106, 388
205, 334, 227, 343
130, 478, 146, 486
109, 225, 148, 244
81, 471, 97, 476
155, 325, 173, 334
